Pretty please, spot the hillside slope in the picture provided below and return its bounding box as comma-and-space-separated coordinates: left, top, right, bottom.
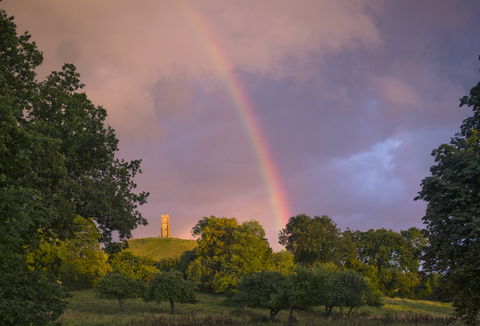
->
125, 237, 197, 261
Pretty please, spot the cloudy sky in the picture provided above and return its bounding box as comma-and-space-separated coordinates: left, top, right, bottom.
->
4, 0, 480, 250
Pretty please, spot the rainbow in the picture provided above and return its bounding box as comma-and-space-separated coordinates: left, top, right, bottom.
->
178, 1, 291, 230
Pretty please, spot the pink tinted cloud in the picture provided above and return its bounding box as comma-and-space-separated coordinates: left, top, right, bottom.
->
4, 0, 383, 140
3, 1, 480, 250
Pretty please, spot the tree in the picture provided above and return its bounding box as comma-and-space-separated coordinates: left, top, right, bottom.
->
146, 270, 197, 314
232, 270, 290, 322
344, 227, 425, 298
187, 216, 274, 293
272, 250, 295, 275
0, 7, 148, 323
285, 265, 331, 324
279, 214, 343, 266
415, 57, 480, 325
157, 249, 197, 274
30, 63, 149, 253
324, 269, 380, 317
110, 251, 159, 283
95, 272, 143, 314
26, 216, 111, 289
0, 47, 70, 325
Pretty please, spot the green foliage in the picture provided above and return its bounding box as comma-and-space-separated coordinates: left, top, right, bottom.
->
110, 251, 159, 283
415, 56, 480, 324
27, 216, 111, 289
272, 250, 295, 275
157, 249, 197, 274
343, 227, 426, 299
187, 216, 274, 293
146, 270, 197, 314
95, 272, 143, 314
232, 270, 290, 321
0, 261, 70, 326
288, 265, 331, 309
279, 214, 344, 266
415, 272, 440, 300
0, 7, 148, 323
26, 62, 150, 253
279, 215, 425, 301
56, 287, 456, 325
0, 20, 70, 321
324, 269, 382, 316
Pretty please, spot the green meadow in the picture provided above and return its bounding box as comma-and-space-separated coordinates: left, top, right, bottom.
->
55, 237, 460, 325
57, 289, 457, 326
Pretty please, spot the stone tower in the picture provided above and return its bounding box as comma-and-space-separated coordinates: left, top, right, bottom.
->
161, 214, 171, 238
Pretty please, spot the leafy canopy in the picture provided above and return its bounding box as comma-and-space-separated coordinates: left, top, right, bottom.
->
110, 251, 159, 283
232, 270, 290, 321
95, 272, 143, 314
0, 6, 148, 324
26, 216, 111, 290
415, 56, 480, 325
146, 270, 197, 315
279, 214, 343, 266
187, 216, 274, 293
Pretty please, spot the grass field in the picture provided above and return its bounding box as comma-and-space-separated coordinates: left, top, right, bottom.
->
125, 237, 197, 261
56, 289, 459, 326
64, 239, 459, 325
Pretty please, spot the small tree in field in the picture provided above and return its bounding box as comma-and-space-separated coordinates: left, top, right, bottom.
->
285, 265, 331, 324
146, 270, 197, 314
95, 272, 143, 314
232, 270, 290, 322
325, 269, 380, 317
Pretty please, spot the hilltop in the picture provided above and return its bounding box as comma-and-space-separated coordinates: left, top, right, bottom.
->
125, 237, 197, 261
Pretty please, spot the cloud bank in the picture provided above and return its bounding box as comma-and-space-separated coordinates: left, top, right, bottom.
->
4, 0, 480, 249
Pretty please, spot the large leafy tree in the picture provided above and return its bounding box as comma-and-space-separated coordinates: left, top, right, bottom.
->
0, 60, 70, 326
415, 57, 480, 325
279, 214, 343, 266
28, 63, 149, 251
343, 227, 426, 298
187, 216, 274, 293
0, 7, 148, 324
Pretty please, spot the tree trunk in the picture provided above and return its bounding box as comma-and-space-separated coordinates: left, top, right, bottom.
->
170, 299, 175, 315
270, 308, 280, 322
340, 305, 346, 318
326, 305, 333, 317
348, 306, 354, 315
118, 297, 126, 314
288, 298, 294, 325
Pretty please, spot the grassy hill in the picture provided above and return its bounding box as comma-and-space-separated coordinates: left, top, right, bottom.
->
125, 237, 197, 261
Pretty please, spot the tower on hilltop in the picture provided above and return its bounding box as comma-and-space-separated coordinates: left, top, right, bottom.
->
161, 214, 171, 238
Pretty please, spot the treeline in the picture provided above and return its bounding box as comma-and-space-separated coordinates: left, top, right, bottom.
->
279, 214, 437, 300
64, 214, 438, 319
28, 214, 437, 303
157, 215, 436, 300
